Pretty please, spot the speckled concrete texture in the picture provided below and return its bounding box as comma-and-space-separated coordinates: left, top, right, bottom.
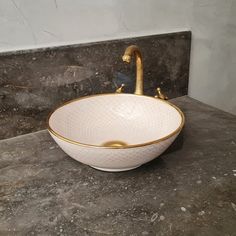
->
0, 31, 191, 140
0, 96, 235, 236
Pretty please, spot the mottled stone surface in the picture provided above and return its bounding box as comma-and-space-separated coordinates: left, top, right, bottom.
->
0, 96, 236, 236
0, 31, 191, 140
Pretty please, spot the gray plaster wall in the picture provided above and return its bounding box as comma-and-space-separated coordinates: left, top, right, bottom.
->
0, 0, 235, 114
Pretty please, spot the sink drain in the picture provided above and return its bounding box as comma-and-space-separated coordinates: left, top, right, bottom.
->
102, 140, 128, 147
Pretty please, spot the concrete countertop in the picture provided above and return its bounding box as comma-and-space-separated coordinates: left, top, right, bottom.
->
0, 96, 236, 236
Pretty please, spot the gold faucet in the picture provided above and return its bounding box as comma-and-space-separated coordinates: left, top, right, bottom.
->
122, 45, 143, 95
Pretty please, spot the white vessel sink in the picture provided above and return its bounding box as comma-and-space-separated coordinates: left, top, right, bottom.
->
47, 45, 184, 172
47, 93, 184, 172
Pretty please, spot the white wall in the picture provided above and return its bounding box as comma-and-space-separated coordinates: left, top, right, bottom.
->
0, 0, 235, 114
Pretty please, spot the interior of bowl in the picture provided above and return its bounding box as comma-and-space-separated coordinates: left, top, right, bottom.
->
48, 94, 183, 147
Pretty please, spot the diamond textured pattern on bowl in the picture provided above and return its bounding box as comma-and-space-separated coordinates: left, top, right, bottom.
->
48, 94, 184, 171
50, 132, 178, 170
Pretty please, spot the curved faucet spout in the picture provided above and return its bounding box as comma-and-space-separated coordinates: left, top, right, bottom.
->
122, 45, 143, 95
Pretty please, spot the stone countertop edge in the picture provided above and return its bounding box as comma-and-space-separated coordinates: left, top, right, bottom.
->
0, 95, 236, 236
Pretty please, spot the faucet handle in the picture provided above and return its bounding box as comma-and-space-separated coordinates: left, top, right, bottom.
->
155, 87, 168, 100
116, 84, 125, 93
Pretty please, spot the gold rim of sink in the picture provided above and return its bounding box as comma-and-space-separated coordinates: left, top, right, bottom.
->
47, 93, 185, 149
